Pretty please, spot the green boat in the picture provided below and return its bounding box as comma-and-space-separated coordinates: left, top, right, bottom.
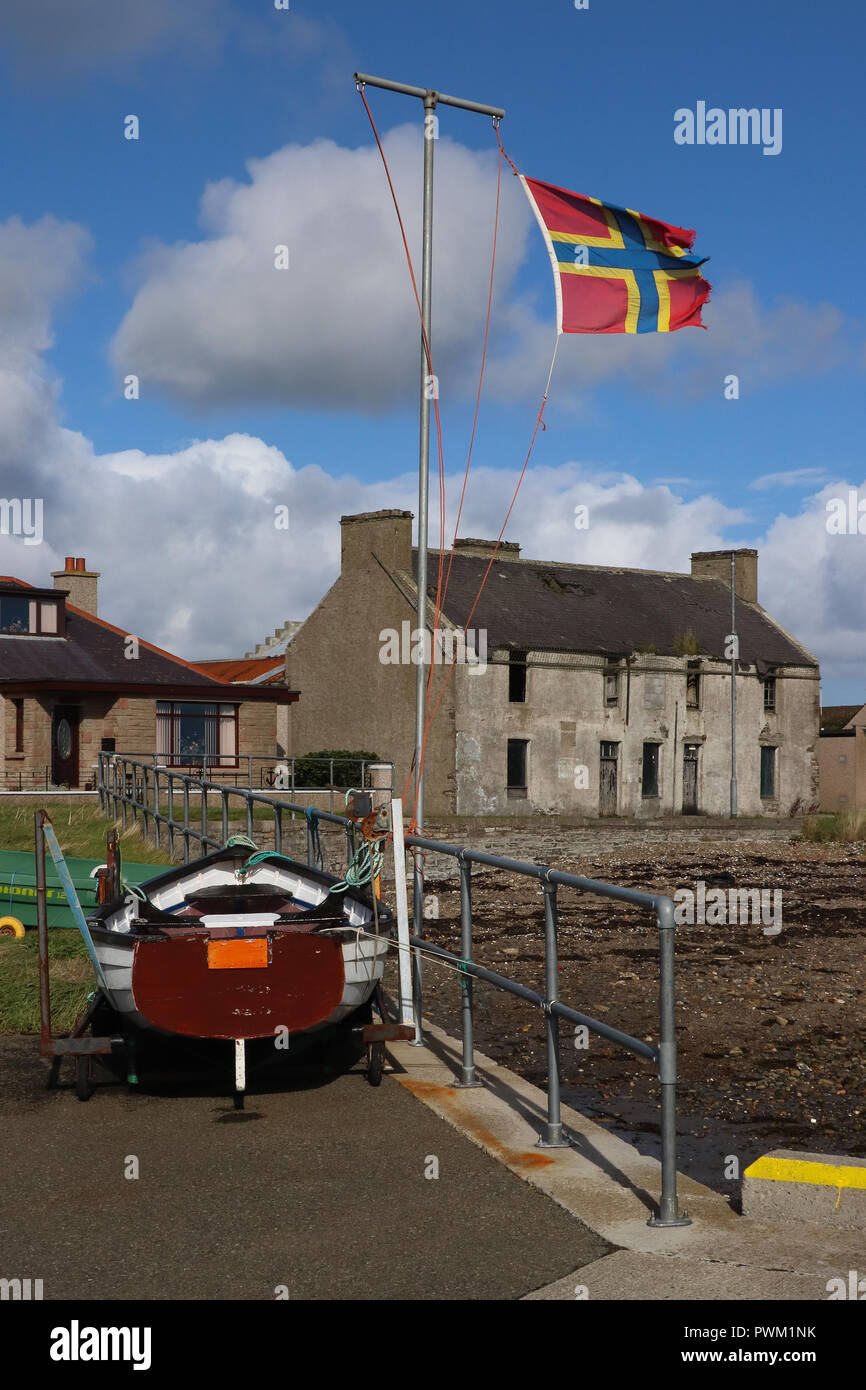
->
0, 849, 164, 930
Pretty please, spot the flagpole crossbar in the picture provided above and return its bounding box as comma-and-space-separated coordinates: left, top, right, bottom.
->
354, 72, 505, 119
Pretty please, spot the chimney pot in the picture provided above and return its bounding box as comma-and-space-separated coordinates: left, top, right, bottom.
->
64, 556, 75, 571
75, 557, 86, 572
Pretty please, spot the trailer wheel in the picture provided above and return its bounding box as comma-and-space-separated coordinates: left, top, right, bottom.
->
76, 1055, 93, 1102
0, 916, 25, 938
366, 1041, 384, 1087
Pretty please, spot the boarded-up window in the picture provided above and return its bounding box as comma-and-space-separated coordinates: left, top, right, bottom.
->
560, 720, 576, 751
644, 674, 665, 709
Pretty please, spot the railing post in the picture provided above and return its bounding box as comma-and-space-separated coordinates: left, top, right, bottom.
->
167, 774, 175, 858
201, 777, 208, 850
648, 897, 691, 1226
153, 768, 160, 848
305, 811, 315, 867
538, 880, 570, 1148
182, 780, 190, 864
274, 804, 282, 855
455, 857, 482, 1088
222, 789, 229, 846
246, 795, 254, 841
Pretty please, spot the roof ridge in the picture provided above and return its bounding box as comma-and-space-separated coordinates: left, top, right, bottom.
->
414, 548, 747, 586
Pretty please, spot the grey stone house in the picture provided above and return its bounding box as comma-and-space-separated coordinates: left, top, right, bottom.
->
285, 510, 820, 818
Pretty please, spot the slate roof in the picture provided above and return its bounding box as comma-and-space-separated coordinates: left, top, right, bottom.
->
820, 705, 864, 733
411, 552, 816, 668
0, 579, 291, 698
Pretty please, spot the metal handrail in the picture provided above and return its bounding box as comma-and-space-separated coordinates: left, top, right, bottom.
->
404, 831, 689, 1229
96, 754, 688, 1227
99, 751, 394, 795
96, 753, 359, 867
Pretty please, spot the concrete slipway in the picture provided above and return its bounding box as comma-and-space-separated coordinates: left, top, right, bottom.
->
389, 1021, 865, 1301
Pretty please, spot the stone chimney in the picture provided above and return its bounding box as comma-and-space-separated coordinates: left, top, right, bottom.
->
690, 548, 758, 604
51, 556, 100, 616
341, 510, 412, 575
452, 538, 521, 561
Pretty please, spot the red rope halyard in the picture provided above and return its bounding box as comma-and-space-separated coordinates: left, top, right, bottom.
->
356, 87, 559, 820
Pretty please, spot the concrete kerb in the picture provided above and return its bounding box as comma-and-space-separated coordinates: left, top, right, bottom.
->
388, 1019, 866, 1300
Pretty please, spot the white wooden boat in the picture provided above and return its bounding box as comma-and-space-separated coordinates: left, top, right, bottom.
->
86, 841, 393, 1044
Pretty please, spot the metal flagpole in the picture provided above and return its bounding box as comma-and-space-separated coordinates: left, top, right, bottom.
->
354, 72, 505, 1040
730, 551, 738, 818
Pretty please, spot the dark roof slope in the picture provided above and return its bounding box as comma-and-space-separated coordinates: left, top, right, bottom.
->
0, 606, 229, 687
820, 705, 862, 733
417, 552, 815, 667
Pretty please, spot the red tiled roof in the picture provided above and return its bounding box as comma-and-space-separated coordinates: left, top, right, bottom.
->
191, 657, 286, 684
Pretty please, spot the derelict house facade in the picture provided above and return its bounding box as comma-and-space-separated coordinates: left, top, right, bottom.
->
0, 558, 295, 790
285, 511, 820, 818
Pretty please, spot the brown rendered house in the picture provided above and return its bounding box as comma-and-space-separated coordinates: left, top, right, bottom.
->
0, 558, 296, 790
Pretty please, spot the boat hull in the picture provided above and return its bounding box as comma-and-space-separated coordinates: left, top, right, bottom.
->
86, 843, 393, 1041
91, 923, 390, 1039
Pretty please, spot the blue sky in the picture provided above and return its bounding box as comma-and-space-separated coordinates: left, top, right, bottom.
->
0, 0, 863, 701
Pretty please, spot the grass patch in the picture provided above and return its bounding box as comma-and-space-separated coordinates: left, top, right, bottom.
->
0, 931, 94, 1034
0, 803, 176, 863
801, 810, 866, 843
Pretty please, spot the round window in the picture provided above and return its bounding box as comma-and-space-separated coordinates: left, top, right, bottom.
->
56, 718, 72, 760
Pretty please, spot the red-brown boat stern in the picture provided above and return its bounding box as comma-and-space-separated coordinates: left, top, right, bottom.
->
131, 928, 346, 1039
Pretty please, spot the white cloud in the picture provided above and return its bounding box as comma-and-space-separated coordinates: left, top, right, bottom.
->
748, 467, 827, 491
111, 127, 533, 412
0, 0, 234, 71
110, 123, 862, 416
1, 215, 863, 703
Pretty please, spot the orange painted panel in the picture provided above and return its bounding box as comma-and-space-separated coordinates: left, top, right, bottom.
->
207, 937, 269, 970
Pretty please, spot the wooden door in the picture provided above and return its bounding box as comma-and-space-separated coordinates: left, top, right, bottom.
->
682, 745, 699, 814
52, 705, 80, 787
599, 742, 618, 815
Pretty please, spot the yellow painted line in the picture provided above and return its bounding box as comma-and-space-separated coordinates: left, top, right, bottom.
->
744, 1156, 866, 1190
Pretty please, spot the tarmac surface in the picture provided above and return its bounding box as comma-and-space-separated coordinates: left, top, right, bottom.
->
0, 1035, 609, 1301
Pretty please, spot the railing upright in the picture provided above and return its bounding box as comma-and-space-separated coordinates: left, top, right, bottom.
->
456, 857, 481, 1088
182, 781, 190, 864
650, 896, 690, 1226
539, 882, 569, 1148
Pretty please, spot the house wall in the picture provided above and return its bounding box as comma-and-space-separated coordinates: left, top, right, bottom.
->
817, 730, 866, 811
285, 511, 457, 814
453, 653, 819, 817
1, 692, 278, 789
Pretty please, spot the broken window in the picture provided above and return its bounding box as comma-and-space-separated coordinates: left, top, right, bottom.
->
604, 668, 619, 706
641, 743, 660, 797
509, 649, 527, 703
507, 738, 528, 795
763, 677, 776, 711
686, 672, 700, 708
